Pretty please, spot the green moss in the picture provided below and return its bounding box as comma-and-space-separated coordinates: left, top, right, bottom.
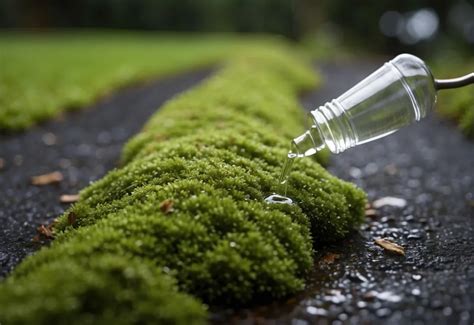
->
0, 31, 308, 131
0, 44, 366, 323
0, 254, 206, 325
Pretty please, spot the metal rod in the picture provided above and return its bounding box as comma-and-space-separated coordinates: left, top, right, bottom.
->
435, 72, 474, 90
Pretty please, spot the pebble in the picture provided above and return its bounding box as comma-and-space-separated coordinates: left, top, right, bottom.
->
373, 197, 407, 209
41, 132, 57, 146
305, 306, 327, 316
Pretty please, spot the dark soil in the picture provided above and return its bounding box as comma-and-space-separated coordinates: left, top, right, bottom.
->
1, 60, 473, 324
0, 69, 212, 278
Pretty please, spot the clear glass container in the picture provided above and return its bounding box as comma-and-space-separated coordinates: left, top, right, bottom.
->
293, 54, 438, 155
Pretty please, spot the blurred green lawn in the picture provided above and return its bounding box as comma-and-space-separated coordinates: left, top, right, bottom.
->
0, 31, 286, 131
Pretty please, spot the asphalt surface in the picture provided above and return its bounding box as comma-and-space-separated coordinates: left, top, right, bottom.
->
1, 61, 473, 324
0, 69, 212, 278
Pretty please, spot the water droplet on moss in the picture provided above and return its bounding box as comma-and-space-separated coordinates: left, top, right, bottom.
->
264, 194, 293, 205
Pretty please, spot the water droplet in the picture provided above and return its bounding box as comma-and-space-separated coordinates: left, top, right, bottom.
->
376, 308, 391, 318
375, 291, 402, 303
411, 288, 421, 296
264, 194, 293, 205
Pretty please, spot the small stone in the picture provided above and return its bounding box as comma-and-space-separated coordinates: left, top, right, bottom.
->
306, 306, 327, 316
412, 274, 422, 281
0, 251, 9, 266
373, 197, 407, 209
411, 288, 421, 296
384, 163, 398, 175
348, 270, 368, 283
376, 291, 402, 303
376, 308, 392, 318
41, 132, 57, 146
14, 155, 23, 166
349, 167, 362, 178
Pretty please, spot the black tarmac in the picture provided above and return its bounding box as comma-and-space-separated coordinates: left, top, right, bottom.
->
0, 61, 473, 324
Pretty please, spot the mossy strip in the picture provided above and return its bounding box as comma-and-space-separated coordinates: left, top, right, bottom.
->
0, 44, 366, 323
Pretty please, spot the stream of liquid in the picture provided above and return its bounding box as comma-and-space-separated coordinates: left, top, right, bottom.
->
264, 151, 298, 205
264, 138, 323, 205
264, 143, 300, 205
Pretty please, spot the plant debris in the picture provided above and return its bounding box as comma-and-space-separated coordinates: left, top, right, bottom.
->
35, 224, 54, 241
159, 199, 174, 214
67, 212, 77, 226
374, 238, 405, 255
0, 158, 5, 170
365, 208, 378, 219
41, 132, 57, 146
321, 252, 340, 265
60, 194, 80, 203
31, 171, 63, 186
372, 196, 407, 209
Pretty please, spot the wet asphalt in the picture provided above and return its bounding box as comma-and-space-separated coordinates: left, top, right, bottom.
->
0, 61, 473, 324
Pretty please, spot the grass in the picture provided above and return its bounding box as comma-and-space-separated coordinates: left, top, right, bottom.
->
0, 31, 284, 131
0, 41, 366, 323
434, 59, 474, 138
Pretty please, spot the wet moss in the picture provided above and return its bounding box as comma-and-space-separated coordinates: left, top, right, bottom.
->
0, 254, 206, 325
0, 45, 366, 323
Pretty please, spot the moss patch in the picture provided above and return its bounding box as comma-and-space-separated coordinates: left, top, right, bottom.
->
0, 44, 366, 323
0, 31, 292, 131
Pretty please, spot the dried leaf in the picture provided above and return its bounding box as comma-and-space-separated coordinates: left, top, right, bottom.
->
37, 224, 54, 239
0, 158, 5, 170
31, 171, 63, 185
60, 194, 80, 203
67, 212, 77, 226
321, 252, 340, 265
365, 209, 378, 219
159, 199, 174, 214
374, 238, 405, 255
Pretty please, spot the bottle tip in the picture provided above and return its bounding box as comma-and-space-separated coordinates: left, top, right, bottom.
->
292, 129, 324, 157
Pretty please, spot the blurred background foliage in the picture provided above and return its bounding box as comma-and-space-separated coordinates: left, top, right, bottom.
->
1, 0, 473, 57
